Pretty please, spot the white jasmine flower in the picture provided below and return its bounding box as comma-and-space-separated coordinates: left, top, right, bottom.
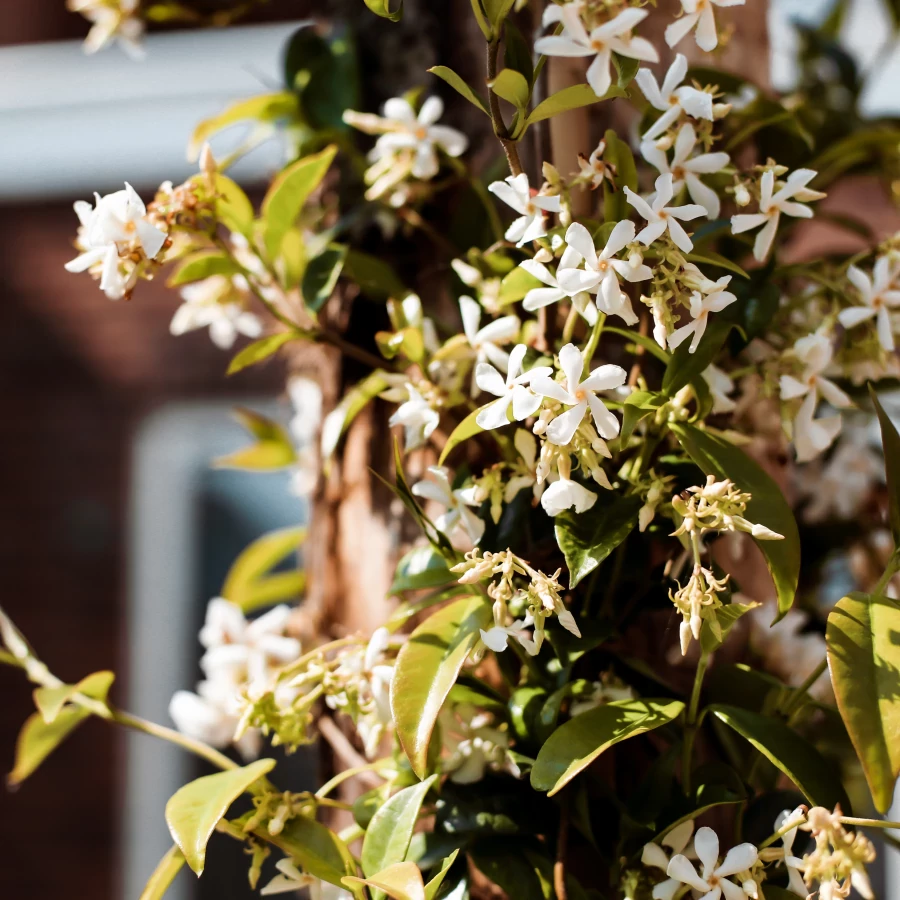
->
635, 55, 714, 140
412, 466, 485, 548
480, 617, 538, 655
780, 334, 852, 462
460, 295, 520, 372
556, 221, 653, 326
401, 293, 440, 353
642, 819, 696, 900
703, 364, 737, 414
169, 687, 261, 759
451, 259, 503, 313
488, 173, 562, 246
475, 344, 553, 430
262, 862, 352, 899
534, 6, 658, 99
667, 826, 759, 900
169, 277, 264, 350
569, 674, 635, 717
67, 0, 144, 58
666, 0, 747, 54
520, 258, 588, 319
667, 278, 738, 353
838, 255, 900, 351
441, 706, 520, 784
389, 383, 440, 450
287, 376, 322, 497
774, 808, 809, 896
505, 429, 544, 504
731, 168, 826, 262
625, 174, 707, 253
642, 124, 730, 218
344, 96, 467, 180
540, 477, 598, 517
65, 183, 168, 299
531, 343, 627, 444
575, 139, 616, 190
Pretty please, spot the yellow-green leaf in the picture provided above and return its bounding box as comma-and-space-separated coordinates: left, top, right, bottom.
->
8, 707, 90, 786
870, 386, 900, 546
188, 173, 255, 239
167, 251, 242, 287
139, 845, 186, 900
165, 758, 276, 875
438, 407, 487, 466
603, 129, 638, 222
392, 597, 491, 779
526, 84, 626, 128
827, 591, 900, 812
221, 526, 307, 612
303, 244, 348, 312
490, 68, 529, 108
268, 813, 356, 887
262, 145, 338, 259
428, 66, 490, 115
364, 0, 402, 21
33, 670, 115, 725
214, 407, 297, 471
345, 861, 425, 900
424, 850, 459, 900
322, 370, 393, 461
227, 331, 300, 377
531, 699, 685, 796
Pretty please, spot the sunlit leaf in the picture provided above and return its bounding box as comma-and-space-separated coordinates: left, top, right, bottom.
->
167, 251, 242, 287
214, 406, 297, 471
364, 0, 403, 21
269, 811, 357, 887
345, 861, 425, 900
526, 85, 626, 127
425, 850, 460, 900
226, 332, 301, 377
33, 670, 114, 725
428, 66, 490, 115
390, 546, 454, 594
490, 68, 529, 108
8, 707, 90, 787
439, 408, 487, 466
221, 526, 307, 612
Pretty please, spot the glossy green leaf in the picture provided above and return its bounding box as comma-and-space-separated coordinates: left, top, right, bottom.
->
390, 546, 453, 594
428, 66, 490, 115
710, 705, 849, 810
346, 861, 425, 900
167, 251, 242, 287
605, 326, 670, 364
611, 52, 640, 88
603, 129, 638, 222
344, 250, 408, 299
555, 494, 642, 588
303, 244, 348, 312
483, 0, 516, 26
188, 173, 256, 239
620, 391, 664, 444
270, 812, 357, 887
262, 145, 338, 259
670, 423, 800, 619
214, 406, 297, 470
684, 250, 749, 280
870, 386, 900, 546
33, 670, 114, 724
139, 845, 186, 900
362, 775, 438, 878
424, 850, 460, 900
827, 591, 900, 812
166, 758, 275, 875
392, 597, 491, 779
364, 0, 403, 20
700, 602, 758, 654
531, 699, 685, 796
662, 318, 734, 398
490, 68, 529, 108
498, 265, 542, 305
226, 331, 300, 377
469, 839, 547, 900
439, 407, 487, 466
221, 526, 306, 612
8, 707, 90, 787
322, 370, 393, 461
526, 85, 626, 127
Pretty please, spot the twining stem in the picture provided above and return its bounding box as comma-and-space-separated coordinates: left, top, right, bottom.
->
681, 650, 710, 795
486, 40, 524, 177
581, 313, 607, 374
554, 796, 570, 900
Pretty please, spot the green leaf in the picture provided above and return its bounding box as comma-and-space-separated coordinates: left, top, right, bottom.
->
139, 845, 186, 900
392, 597, 491, 779
262, 145, 338, 259
700, 602, 758, 654
425, 850, 460, 900
226, 331, 300, 376
669, 423, 800, 620
870, 386, 900, 546
189, 173, 256, 239
469, 839, 547, 900
428, 66, 490, 115
364, 0, 402, 21
827, 591, 900, 813
605, 325, 671, 364
271, 812, 357, 887
611, 53, 640, 88
498, 265, 543, 305
362, 775, 438, 878
221, 526, 306, 612
346, 862, 425, 900
343, 250, 408, 299
322, 370, 393, 461
662, 318, 734, 398
483, 0, 516, 26
490, 68, 529, 108
531, 699, 685, 796
165, 758, 276, 875
8, 707, 90, 786
439, 407, 487, 466
710, 705, 849, 810
555, 494, 642, 588
526, 85, 626, 127
214, 407, 297, 471
390, 546, 454, 594
167, 251, 242, 287
620, 390, 664, 444
603, 129, 638, 222
303, 244, 348, 312
33, 670, 114, 724
684, 250, 749, 280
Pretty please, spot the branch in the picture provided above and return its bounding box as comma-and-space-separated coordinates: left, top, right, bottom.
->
486, 40, 524, 177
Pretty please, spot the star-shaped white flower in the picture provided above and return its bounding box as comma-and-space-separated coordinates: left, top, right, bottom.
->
576, 139, 616, 190
667, 277, 737, 354
68, 0, 145, 58
475, 343, 553, 430
556, 221, 653, 326
635, 54, 714, 140
703, 364, 736, 414
626, 174, 707, 253
344, 96, 468, 180
389, 383, 440, 451
488, 173, 562, 246
504, 429, 545, 504
838, 254, 900, 351
531, 342, 627, 445
667, 826, 759, 900
666, 0, 747, 54
412, 466, 485, 548
480, 616, 538, 655
731, 168, 826, 261
460, 295, 520, 376
169, 277, 264, 350
642, 123, 730, 218
774, 808, 808, 896
540, 476, 598, 517
642, 819, 696, 900
535, 6, 659, 98
780, 333, 852, 462
262, 863, 352, 899
520, 258, 587, 318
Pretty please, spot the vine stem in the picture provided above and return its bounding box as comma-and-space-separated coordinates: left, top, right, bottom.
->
681, 650, 710, 796
554, 796, 570, 900
486, 40, 524, 177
